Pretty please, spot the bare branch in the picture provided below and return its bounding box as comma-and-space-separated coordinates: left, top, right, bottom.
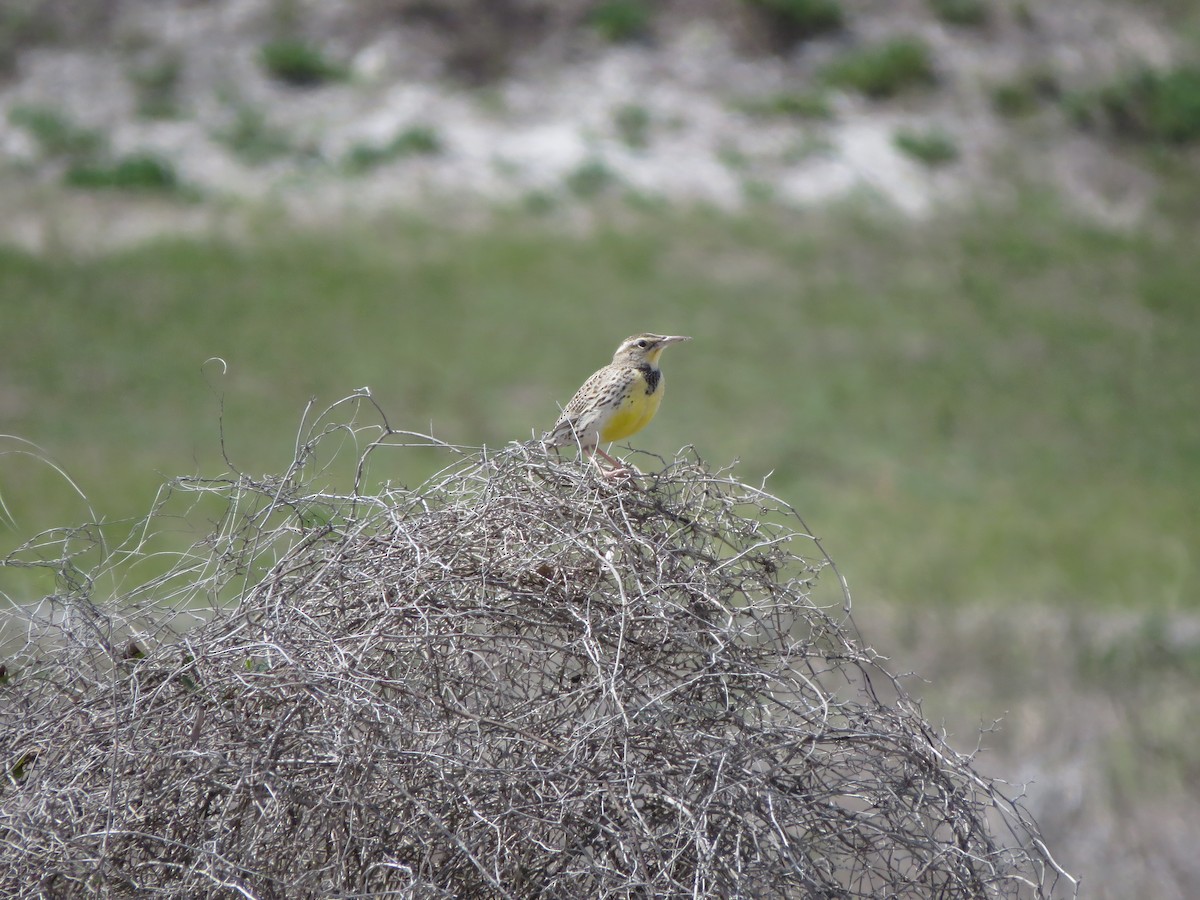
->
0, 403, 1076, 898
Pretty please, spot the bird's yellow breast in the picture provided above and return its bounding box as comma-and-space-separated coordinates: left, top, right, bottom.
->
598, 370, 663, 443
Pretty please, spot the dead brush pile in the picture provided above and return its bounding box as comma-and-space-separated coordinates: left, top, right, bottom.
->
0, 420, 1074, 897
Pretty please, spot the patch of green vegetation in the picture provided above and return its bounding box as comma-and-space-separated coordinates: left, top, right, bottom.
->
613, 104, 652, 149
8, 104, 105, 161
928, 0, 988, 27
344, 125, 444, 173
587, 0, 653, 43
1070, 65, 1200, 144
565, 158, 617, 197
736, 90, 834, 120
128, 50, 184, 119
1079, 612, 1200, 686
390, 126, 443, 157
7, 103, 184, 193
822, 37, 936, 99
990, 69, 1059, 117
0, 3, 59, 75
716, 140, 750, 171
1068, 610, 1200, 803
65, 153, 180, 191
894, 127, 959, 166
216, 105, 297, 164
1, 189, 1198, 617
521, 189, 559, 215
780, 132, 834, 164
741, 178, 775, 204
259, 38, 347, 87
744, 0, 845, 40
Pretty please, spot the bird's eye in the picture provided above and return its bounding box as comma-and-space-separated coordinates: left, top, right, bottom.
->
636, 340, 649, 348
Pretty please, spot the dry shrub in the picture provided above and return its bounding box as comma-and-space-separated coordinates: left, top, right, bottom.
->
0, 394, 1075, 897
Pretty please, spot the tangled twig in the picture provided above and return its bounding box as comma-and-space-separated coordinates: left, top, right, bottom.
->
0, 398, 1076, 898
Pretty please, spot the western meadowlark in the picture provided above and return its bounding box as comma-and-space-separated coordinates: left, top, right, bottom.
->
543, 332, 690, 475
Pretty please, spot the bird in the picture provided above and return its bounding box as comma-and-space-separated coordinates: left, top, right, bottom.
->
543, 332, 691, 475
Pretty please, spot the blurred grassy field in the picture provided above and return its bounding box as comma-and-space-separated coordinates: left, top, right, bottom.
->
1, 192, 1197, 613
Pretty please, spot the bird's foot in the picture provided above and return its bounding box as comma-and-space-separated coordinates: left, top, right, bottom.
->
601, 464, 636, 481
590, 448, 639, 480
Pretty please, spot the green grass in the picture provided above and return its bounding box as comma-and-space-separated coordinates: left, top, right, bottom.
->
928, 0, 989, 27
8, 104, 105, 160
1, 195, 1197, 614
990, 69, 1060, 118
822, 38, 936, 99
613, 104, 653, 149
745, 0, 845, 40
0, 4, 58, 75
587, 0, 654, 43
343, 125, 444, 173
259, 38, 348, 87
127, 50, 184, 119
215, 104, 298, 164
1070, 64, 1200, 144
894, 127, 959, 166
8, 105, 184, 192
735, 90, 834, 120
565, 158, 618, 197
65, 153, 181, 191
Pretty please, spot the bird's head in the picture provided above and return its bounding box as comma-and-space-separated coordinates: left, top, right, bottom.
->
611, 333, 691, 368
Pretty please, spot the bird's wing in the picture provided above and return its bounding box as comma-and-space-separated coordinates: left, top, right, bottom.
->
543, 366, 631, 447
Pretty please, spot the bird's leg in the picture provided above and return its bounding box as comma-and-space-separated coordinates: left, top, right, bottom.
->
590, 446, 636, 479
593, 446, 622, 467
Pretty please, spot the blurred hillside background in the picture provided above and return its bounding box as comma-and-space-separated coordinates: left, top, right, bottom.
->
1, 0, 1198, 895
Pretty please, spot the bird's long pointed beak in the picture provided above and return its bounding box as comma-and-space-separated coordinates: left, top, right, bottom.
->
660, 335, 691, 345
